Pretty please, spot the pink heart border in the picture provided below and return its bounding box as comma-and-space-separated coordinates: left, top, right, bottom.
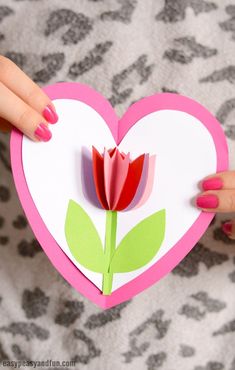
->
10, 82, 228, 309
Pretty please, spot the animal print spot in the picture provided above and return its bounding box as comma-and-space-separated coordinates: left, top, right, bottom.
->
0, 341, 9, 361
33, 53, 65, 83
179, 304, 205, 321
0, 140, 11, 172
179, 344, 195, 357
5, 52, 27, 69
0, 6, 14, 23
172, 243, 229, 277
213, 319, 235, 336
109, 55, 154, 106
216, 99, 235, 140
161, 87, 179, 93
123, 310, 171, 363
72, 330, 101, 364
220, 5, 235, 41
17, 239, 42, 257
229, 270, 235, 283
12, 215, 27, 229
85, 301, 129, 329
194, 362, 224, 370
191, 291, 226, 312
156, 0, 217, 23
200, 66, 235, 84
179, 291, 226, 321
68, 41, 112, 79
45, 9, 93, 45
22, 287, 49, 319
164, 36, 217, 64
55, 300, 84, 327
100, 0, 137, 24
0, 322, 49, 341
146, 352, 167, 369
0, 185, 10, 202
11, 344, 30, 361
0, 236, 9, 246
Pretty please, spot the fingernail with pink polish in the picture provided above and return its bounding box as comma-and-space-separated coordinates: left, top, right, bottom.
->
43, 105, 58, 124
196, 194, 219, 209
202, 177, 223, 191
222, 222, 232, 236
34, 123, 52, 142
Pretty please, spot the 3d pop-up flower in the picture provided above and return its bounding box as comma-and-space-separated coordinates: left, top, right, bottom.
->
91, 146, 156, 211
65, 146, 165, 296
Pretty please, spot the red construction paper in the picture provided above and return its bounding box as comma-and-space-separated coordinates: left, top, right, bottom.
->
115, 154, 145, 211
92, 146, 109, 210
104, 148, 130, 210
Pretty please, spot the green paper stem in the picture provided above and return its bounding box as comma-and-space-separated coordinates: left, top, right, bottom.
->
102, 210, 117, 295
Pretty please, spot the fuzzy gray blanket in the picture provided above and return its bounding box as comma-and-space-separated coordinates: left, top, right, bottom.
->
0, 1, 235, 369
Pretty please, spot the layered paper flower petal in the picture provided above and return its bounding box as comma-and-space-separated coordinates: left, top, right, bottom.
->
133, 155, 156, 209
83, 146, 155, 212
115, 154, 145, 211
81, 147, 102, 208
92, 146, 109, 210
104, 148, 130, 210
124, 154, 150, 211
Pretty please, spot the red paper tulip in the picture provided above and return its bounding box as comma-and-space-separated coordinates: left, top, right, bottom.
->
77, 146, 157, 295
91, 146, 156, 211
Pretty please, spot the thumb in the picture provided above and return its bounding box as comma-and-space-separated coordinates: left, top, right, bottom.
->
222, 221, 235, 239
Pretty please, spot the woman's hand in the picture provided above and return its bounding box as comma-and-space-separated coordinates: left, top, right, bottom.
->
196, 171, 235, 239
0, 56, 58, 141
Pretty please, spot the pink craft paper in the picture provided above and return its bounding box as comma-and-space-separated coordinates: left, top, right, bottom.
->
81, 147, 101, 209
10, 82, 229, 309
124, 154, 150, 211
133, 155, 156, 210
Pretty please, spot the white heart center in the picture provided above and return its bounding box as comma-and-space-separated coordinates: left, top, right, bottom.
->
22, 99, 216, 291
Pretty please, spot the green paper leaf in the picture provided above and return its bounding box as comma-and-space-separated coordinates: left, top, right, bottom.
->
110, 209, 166, 273
65, 200, 105, 272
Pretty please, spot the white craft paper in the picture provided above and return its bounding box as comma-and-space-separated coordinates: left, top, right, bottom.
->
22, 99, 216, 292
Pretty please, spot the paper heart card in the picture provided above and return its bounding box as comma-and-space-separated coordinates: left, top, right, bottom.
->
10, 82, 228, 309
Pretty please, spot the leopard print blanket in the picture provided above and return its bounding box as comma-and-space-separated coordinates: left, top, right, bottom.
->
1, 1, 235, 369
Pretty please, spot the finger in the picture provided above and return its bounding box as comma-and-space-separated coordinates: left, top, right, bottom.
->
196, 190, 235, 213
222, 220, 235, 240
0, 56, 58, 124
201, 171, 235, 191
0, 82, 52, 141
